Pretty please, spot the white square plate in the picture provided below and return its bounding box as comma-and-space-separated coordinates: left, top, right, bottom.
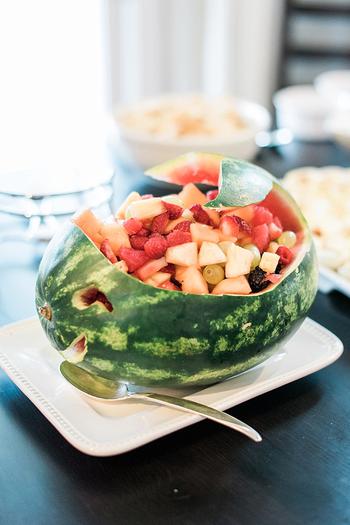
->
0, 317, 343, 456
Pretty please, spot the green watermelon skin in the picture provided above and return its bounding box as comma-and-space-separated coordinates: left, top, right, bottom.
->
36, 221, 318, 387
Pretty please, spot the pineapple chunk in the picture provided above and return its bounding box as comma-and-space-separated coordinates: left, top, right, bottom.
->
190, 223, 220, 246
100, 222, 131, 255
166, 242, 198, 267
144, 272, 172, 286
212, 276, 251, 295
225, 244, 254, 278
218, 241, 236, 256
260, 252, 280, 273
198, 242, 226, 266
126, 198, 166, 220
178, 183, 207, 208
178, 266, 209, 294
116, 191, 141, 219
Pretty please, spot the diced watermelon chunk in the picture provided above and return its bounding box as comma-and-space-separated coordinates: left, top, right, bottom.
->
252, 206, 273, 226
123, 218, 143, 235
252, 224, 270, 253
119, 247, 150, 272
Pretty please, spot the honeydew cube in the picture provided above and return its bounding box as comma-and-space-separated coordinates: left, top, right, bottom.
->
212, 276, 251, 295
198, 242, 226, 267
259, 252, 280, 273
178, 183, 207, 208
100, 222, 131, 255
165, 242, 198, 267
126, 198, 166, 220
116, 191, 141, 219
225, 244, 254, 278
218, 241, 236, 256
178, 266, 209, 294
190, 223, 220, 246
144, 272, 172, 286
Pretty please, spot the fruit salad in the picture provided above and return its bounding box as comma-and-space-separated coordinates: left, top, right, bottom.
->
74, 183, 297, 295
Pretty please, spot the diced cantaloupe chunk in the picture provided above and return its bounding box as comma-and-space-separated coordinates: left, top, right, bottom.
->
134, 257, 167, 281
73, 209, 103, 246
222, 204, 255, 222
178, 183, 207, 208
165, 242, 198, 267
126, 198, 166, 220
259, 252, 280, 273
177, 266, 209, 294
116, 191, 141, 219
175, 265, 189, 282
225, 244, 253, 278
198, 242, 226, 266
190, 223, 220, 246
212, 276, 251, 295
144, 272, 172, 286
100, 222, 131, 255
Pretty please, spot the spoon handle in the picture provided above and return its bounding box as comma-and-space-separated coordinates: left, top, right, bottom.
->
132, 392, 261, 442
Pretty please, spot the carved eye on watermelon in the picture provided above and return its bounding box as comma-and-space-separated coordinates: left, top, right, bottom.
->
36, 153, 318, 387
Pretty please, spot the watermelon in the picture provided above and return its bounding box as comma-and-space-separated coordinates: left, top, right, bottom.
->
36, 155, 318, 388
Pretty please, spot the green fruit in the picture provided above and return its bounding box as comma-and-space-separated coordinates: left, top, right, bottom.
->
243, 244, 261, 269
36, 156, 318, 388
203, 265, 225, 285
278, 230, 297, 248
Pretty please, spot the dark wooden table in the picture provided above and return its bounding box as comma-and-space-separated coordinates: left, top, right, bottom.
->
1, 142, 350, 525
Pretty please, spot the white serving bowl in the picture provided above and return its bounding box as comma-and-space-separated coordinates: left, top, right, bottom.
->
315, 70, 350, 112
325, 110, 350, 149
111, 96, 271, 169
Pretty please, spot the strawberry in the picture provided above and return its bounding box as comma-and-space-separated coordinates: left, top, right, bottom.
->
151, 212, 169, 234
206, 189, 218, 201
162, 201, 183, 219
219, 215, 240, 238
190, 204, 212, 225
252, 224, 270, 253
119, 247, 150, 272
123, 218, 143, 235
173, 220, 192, 232
252, 206, 273, 226
159, 280, 180, 291
100, 239, 117, 263
130, 235, 149, 250
144, 235, 168, 259
276, 246, 293, 265
166, 230, 192, 247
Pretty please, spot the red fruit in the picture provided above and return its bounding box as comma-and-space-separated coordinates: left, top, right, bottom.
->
166, 230, 192, 247
119, 247, 150, 272
162, 201, 183, 219
144, 235, 168, 259
151, 212, 169, 234
161, 263, 176, 275
190, 204, 212, 225
141, 194, 153, 199
206, 189, 218, 201
100, 239, 117, 263
276, 246, 294, 265
123, 217, 143, 235
269, 217, 283, 241
237, 217, 252, 236
265, 273, 282, 284
130, 235, 149, 250
252, 206, 273, 226
159, 280, 180, 291
138, 227, 150, 236
134, 257, 167, 280
173, 220, 192, 232
219, 215, 240, 238
252, 224, 270, 253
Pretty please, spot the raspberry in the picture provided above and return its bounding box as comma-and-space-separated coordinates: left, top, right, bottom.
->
119, 247, 150, 272
276, 246, 293, 265
100, 239, 117, 263
190, 204, 212, 225
151, 212, 169, 234
206, 189, 218, 201
138, 227, 150, 236
123, 218, 143, 235
130, 235, 149, 250
173, 220, 192, 232
162, 201, 183, 219
166, 230, 192, 247
144, 235, 168, 259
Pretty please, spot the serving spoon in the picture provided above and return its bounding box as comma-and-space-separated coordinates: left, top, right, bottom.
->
60, 361, 261, 442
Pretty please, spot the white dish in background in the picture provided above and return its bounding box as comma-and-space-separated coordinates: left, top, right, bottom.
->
315, 70, 350, 112
319, 266, 350, 297
0, 317, 342, 457
111, 94, 271, 168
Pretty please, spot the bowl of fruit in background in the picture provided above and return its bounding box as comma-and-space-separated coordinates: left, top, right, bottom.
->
36, 154, 317, 388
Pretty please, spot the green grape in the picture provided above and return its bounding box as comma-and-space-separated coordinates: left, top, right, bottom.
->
203, 264, 225, 285
278, 231, 296, 248
243, 243, 261, 269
